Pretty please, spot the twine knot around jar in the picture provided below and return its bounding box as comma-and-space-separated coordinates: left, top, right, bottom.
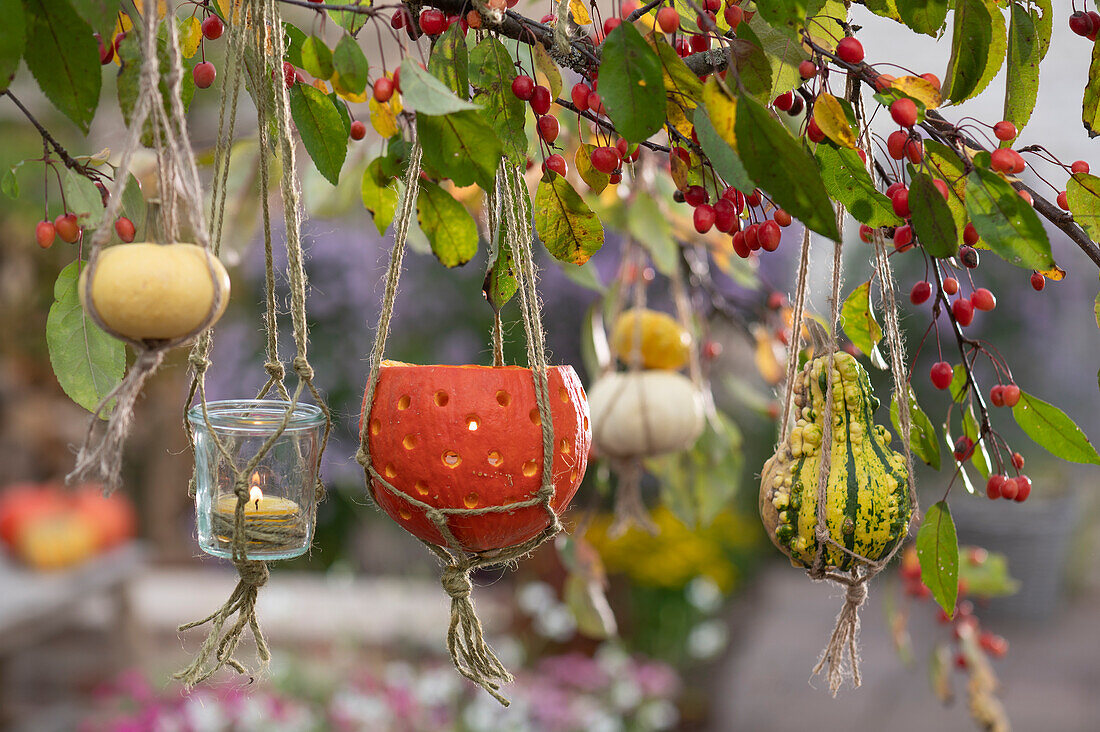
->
264, 361, 286, 382
292, 356, 314, 381
441, 565, 473, 600
238, 560, 270, 588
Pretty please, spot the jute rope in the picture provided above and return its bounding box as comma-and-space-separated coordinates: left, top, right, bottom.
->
68, 0, 227, 494
174, 0, 332, 687
772, 102, 918, 692
355, 154, 562, 706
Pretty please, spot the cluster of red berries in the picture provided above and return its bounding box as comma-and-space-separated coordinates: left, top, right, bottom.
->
671, 172, 791, 255
655, 0, 752, 58
189, 12, 225, 89
985, 471, 1032, 502
1070, 9, 1100, 40
35, 213, 135, 249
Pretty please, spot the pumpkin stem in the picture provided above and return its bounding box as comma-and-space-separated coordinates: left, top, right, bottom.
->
804, 317, 832, 360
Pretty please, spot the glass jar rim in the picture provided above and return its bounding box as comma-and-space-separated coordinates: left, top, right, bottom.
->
187, 399, 326, 432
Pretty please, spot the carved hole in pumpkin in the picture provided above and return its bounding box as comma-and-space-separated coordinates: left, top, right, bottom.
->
496, 390, 511, 407
384, 464, 397, 479
522, 460, 538, 477
402, 434, 418, 450
397, 395, 411, 410
414, 480, 429, 496
570, 470, 580, 483
370, 419, 381, 436
583, 416, 589, 432
559, 438, 571, 454
559, 387, 569, 403
466, 414, 480, 431
442, 450, 461, 468
434, 391, 449, 407
463, 492, 479, 508
487, 450, 503, 467
529, 408, 541, 426
398, 507, 412, 520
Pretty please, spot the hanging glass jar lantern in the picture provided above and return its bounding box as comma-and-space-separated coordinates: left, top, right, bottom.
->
188, 399, 325, 560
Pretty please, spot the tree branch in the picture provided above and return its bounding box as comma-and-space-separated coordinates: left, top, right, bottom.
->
2, 91, 98, 177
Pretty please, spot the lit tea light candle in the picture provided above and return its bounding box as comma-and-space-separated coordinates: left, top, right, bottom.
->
210, 471, 306, 556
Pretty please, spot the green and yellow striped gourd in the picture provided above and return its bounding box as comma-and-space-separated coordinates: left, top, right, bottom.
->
760, 349, 910, 571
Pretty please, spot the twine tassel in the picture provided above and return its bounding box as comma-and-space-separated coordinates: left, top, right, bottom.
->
173, 559, 270, 688
441, 565, 513, 706
67, 348, 165, 493
812, 579, 867, 695
609, 459, 658, 537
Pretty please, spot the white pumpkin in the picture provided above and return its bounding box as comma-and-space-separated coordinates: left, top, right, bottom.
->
587, 371, 705, 459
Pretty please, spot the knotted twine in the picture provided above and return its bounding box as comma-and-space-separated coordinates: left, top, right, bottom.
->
68, 0, 227, 494
356, 150, 563, 706
174, 0, 331, 688
776, 158, 917, 694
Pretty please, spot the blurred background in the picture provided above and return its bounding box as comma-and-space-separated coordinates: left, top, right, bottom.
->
1, 4, 1099, 731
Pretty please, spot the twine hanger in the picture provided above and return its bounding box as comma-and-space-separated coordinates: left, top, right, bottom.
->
356, 150, 564, 707
174, 0, 331, 688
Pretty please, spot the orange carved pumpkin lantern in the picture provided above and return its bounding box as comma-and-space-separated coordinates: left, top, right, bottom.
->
361, 361, 591, 552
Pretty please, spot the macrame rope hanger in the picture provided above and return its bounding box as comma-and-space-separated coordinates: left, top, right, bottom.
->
174, 0, 331, 688
356, 150, 563, 707
775, 95, 919, 694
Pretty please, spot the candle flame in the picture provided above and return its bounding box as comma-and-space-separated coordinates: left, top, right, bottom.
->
249, 484, 263, 504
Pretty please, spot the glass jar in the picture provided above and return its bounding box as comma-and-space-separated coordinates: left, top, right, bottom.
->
188, 399, 325, 561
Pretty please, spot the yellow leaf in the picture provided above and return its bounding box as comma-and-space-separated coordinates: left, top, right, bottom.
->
111, 14, 134, 66
180, 16, 202, 59
332, 74, 369, 103
134, 0, 167, 17
575, 143, 609, 194
1039, 265, 1066, 281
569, 0, 592, 25
753, 324, 784, 385
369, 93, 403, 138
532, 43, 563, 100
311, 78, 328, 93
890, 76, 942, 109
700, 77, 737, 148
813, 92, 856, 149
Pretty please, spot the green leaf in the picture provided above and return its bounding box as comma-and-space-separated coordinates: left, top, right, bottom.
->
46, 261, 125, 416
534, 174, 604, 265
815, 145, 901, 228
840, 281, 882, 357
908, 172, 958, 257
325, 0, 368, 34
896, 0, 948, 36
2, 165, 20, 198
399, 57, 479, 115
1084, 36, 1100, 137
428, 24, 468, 99
964, 167, 1053, 270
417, 109, 503, 191
417, 180, 479, 268
283, 22, 306, 68
575, 143, 610, 194
890, 386, 941, 470
21, 0, 101, 132
743, 12, 808, 97
917, 500, 959, 618
693, 105, 754, 194
62, 168, 104, 231
753, 0, 806, 32
119, 173, 145, 240
329, 91, 351, 136
598, 22, 666, 142
648, 35, 702, 138
468, 37, 526, 163
626, 198, 678, 276
921, 140, 969, 247
483, 172, 525, 311
288, 83, 348, 185
948, 363, 969, 404
1003, 4, 1040, 135
0, 0, 25, 90
942, 0, 1006, 104
558, 537, 617, 640
332, 34, 368, 94
726, 37, 774, 99
958, 547, 1020, 599
734, 91, 839, 239
360, 159, 398, 235
859, 0, 902, 23
1031, 0, 1053, 60
648, 410, 743, 527
1013, 391, 1100, 465
68, 0, 114, 40
1066, 173, 1100, 244
961, 406, 991, 480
